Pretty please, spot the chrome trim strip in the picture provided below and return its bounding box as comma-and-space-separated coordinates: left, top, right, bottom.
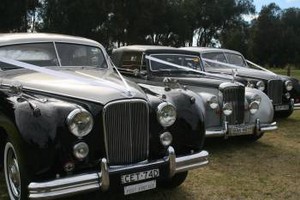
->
294, 103, 300, 110
28, 146, 209, 199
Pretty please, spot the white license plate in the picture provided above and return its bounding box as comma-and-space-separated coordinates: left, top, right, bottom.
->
228, 124, 254, 136
275, 105, 289, 111
124, 180, 156, 195
121, 169, 159, 184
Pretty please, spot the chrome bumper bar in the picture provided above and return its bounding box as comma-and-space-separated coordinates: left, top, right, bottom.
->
294, 103, 300, 110
28, 146, 209, 199
205, 119, 278, 138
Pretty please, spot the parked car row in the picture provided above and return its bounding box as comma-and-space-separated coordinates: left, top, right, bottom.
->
0, 33, 297, 200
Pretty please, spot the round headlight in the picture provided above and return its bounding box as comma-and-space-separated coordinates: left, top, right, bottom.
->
251, 94, 262, 105
208, 95, 219, 110
285, 92, 291, 99
223, 103, 233, 116
157, 102, 177, 127
256, 81, 265, 91
73, 142, 89, 160
249, 101, 259, 114
285, 80, 293, 91
160, 132, 173, 147
67, 108, 94, 137
247, 82, 254, 88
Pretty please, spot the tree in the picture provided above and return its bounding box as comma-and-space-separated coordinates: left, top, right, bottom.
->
248, 3, 282, 67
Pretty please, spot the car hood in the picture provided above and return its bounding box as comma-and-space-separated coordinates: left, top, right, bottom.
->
1, 68, 147, 105
207, 67, 280, 81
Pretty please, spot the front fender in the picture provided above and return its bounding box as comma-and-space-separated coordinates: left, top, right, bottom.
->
245, 88, 274, 123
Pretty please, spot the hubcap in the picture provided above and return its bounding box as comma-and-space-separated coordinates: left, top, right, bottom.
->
4, 143, 21, 199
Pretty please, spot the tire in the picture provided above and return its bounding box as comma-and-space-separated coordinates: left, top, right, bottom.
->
4, 141, 28, 200
160, 171, 188, 189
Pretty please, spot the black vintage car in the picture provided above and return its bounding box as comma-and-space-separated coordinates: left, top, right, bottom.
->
181, 47, 300, 118
111, 45, 277, 141
0, 33, 209, 200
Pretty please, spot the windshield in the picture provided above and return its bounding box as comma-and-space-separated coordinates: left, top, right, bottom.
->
202, 52, 247, 69
149, 54, 201, 72
0, 42, 107, 70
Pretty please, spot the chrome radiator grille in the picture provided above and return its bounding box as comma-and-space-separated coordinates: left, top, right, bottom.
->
103, 99, 149, 165
222, 86, 245, 124
267, 80, 283, 105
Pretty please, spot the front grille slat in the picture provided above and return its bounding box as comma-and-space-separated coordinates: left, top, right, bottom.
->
268, 80, 283, 105
103, 100, 149, 165
223, 86, 245, 125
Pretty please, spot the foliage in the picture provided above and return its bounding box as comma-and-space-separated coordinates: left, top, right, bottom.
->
0, 0, 300, 68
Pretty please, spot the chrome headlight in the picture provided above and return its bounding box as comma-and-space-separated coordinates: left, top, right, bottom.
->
207, 95, 219, 110
67, 108, 94, 137
160, 132, 173, 147
157, 102, 177, 127
256, 81, 265, 91
285, 92, 291, 99
247, 82, 254, 88
223, 103, 233, 116
250, 94, 262, 105
285, 80, 293, 91
73, 142, 89, 160
249, 101, 259, 114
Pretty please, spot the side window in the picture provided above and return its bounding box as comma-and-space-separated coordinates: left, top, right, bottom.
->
121, 52, 142, 71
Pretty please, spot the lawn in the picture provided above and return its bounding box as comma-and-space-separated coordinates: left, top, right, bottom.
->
1, 111, 299, 200
270, 68, 300, 80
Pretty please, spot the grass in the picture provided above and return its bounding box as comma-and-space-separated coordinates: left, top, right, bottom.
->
269, 68, 300, 80
1, 111, 299, 200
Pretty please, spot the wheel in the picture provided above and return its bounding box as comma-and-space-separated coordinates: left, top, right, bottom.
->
160, 171, 188, 189
4, 141, 28, 200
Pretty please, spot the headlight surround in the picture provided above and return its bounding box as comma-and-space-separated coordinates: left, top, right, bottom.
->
157, 102, 177, 127
256, 81, 265, 91
249, 101, 259, 114
250, 94, 262, 105
207, 95, 219, 110
67, 108, 94, 137
223, 103, 233, 116
285, 80, 293, 91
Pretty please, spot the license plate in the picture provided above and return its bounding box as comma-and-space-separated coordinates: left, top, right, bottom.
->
275, 105, 289, 111
124, 180, 156, 195
121, 169, 159, 184
228, 124, 254, 136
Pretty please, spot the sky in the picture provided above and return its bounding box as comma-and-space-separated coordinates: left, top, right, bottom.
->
253, 0, 300, 12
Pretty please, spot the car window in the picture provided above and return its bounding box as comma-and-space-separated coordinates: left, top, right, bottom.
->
201, 52, 228, 68
149, 54, 201, 71
120, 52, 143, 71
224, 53, 247, 67
55, 43, 107, 68
0, 43, 59, 67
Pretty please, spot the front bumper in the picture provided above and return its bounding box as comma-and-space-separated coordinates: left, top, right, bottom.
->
205, 119, 278, 138
294, 103, 300, 110
28, 146, 209, 199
